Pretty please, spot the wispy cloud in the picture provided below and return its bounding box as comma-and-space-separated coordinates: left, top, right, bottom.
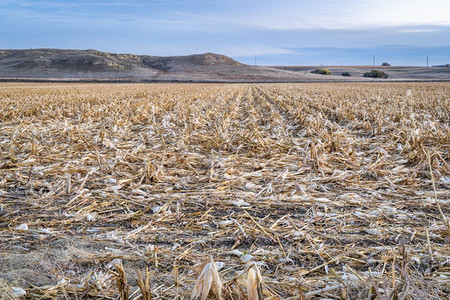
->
3, 0, 450, 30
224, 46, 296, 57
397, 28, 440, 33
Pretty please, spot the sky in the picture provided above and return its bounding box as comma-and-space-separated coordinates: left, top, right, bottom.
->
1, 0, 450, 66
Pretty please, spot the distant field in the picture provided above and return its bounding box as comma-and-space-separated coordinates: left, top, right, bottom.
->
271, 66, 450, 80
0, 83, 449, 299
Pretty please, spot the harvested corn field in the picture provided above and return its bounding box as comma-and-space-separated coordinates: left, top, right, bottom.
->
0, 82, 449, 299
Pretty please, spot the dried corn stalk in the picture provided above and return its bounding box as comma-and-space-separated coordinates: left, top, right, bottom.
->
137, 267, 152, 300
112, 262, 129, 300
191, 257, 223, 300
0, 82, 448, 300
247, 264, 264, 300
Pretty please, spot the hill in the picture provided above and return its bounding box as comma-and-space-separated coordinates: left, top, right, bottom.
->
1, 49, 448, 82
0, 49, 310, 82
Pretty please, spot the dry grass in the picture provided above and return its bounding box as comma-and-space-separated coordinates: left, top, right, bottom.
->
0, 82, 449, 299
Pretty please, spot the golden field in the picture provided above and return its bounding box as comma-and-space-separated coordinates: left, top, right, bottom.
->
0, 82, 449, 299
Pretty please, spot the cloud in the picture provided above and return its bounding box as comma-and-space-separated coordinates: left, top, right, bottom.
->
3, 0, 450, 32
222, 46, 295, 57
397, 28, 440, 33
172, 0, 450, 31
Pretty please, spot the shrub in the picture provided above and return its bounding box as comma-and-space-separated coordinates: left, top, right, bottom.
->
382, 62, 391, 66
311, 68, 331, 75
363, 70, 389, 78
341, 72, 351, 77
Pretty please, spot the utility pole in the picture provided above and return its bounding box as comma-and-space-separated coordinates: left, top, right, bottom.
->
255, 56, 257, 66
427, 56, 429, 68
373, 55, 375, 68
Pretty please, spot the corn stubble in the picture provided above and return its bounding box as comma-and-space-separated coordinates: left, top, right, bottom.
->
0, 82, 448, 299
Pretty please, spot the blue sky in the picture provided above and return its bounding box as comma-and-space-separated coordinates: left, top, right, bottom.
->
1, 0, 449, 65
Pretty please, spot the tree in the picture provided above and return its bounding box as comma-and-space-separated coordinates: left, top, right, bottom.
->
363, 70, 389, 78
311, 68, 331, 75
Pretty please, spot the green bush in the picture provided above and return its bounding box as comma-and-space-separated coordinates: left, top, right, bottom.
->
363, 70, 389, 78
382, 62, 391, 66
311, 68, 331, 75
341, 72, 351, 77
